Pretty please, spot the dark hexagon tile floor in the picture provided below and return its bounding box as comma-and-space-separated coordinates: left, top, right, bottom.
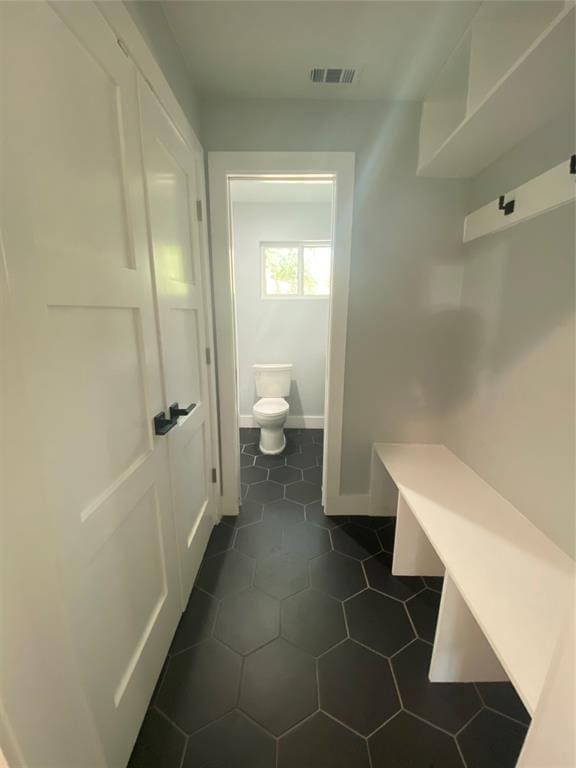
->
184, 711, 275, 768
282, 588, 346, 655
370, 711, 464, 768
319, 639, 400, 735
214, 587, 280, 654
239, 637, 318, 735
392, 639, 482, 733
156, 639, 241, 733
278, 712, 370, 768
130, 428, 528, 767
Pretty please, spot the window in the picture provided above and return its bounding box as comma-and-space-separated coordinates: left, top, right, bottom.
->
261, 242, 331, 298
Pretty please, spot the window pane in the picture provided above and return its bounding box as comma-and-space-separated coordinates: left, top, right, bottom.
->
263, 246, 298, 295
303, 246, 331, 295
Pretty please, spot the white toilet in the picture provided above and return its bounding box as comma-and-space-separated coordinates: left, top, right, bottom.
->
252, 363, 293, 454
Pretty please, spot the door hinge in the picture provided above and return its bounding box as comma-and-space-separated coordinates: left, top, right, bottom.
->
196, 199, 203, 221
117, 38, 130, 57
211, 468, 217, 483
205, 347, 211, 365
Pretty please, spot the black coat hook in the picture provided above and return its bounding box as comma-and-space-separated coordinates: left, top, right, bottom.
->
498, 194, 515, 216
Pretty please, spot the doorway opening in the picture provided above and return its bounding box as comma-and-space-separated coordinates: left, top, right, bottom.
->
208, 152, 355, 519
228, 175, 334, 507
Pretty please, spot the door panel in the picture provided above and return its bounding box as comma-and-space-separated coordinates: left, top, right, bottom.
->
139, 82, 216, 603
1, 3, 181, 765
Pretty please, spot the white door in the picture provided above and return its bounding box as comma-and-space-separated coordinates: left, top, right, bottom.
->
139, 83, 217, 604
1, 3, 181, 766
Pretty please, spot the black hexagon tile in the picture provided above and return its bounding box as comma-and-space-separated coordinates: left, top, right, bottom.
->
204, 522, 236, 558
169, 587, 218, 655
457, 709, 528, 768
303, 466, 322, 485
234, 519, 283, 559
475, 681, 530, 725
319, 640, 400, 735
240, 638, 317, 735
406, 588, 441, 642
286, 452, 317, 469
254, 550, 309, 599
240, 451, 255, 467
346, 589, 414, 656
285, 480, 322, 504
268, 465, 302, 485
332, 524, 381, 560
305, 502, 348, 529
222, 500, 263, 529
377, 520, 396, 553
364, 551, 425, 602
282, 588, 346, 655
392, 640, 482, 733
424, 575, 444, 592
196, 548, 255, 598
255, 453, 286, 469
214, 588, 280, 654
369, 711, 464, 768
241, 464, 268, 485
128, 708, 185, 768
278, 712, 370, 768
183, 710, 276, 768
156, 639, 241, 733
282, 521, 331, 558
263, 498, 304, 528
245, 480, 284, 503
310, 551, 366, 600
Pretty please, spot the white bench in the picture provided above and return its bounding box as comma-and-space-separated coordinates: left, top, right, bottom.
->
370, 443, 574, 717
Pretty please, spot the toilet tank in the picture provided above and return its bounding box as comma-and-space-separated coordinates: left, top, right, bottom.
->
253, 364, 293, 398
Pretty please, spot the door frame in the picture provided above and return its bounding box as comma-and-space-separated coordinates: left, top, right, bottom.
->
97, 1, 221, 516
208, 152, 355, 517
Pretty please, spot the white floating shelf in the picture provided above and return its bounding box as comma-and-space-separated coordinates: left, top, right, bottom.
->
464, 159, 575, 242
418, 5, 575, 179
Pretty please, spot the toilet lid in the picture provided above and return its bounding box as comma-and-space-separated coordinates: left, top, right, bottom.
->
254, 397, 289, 416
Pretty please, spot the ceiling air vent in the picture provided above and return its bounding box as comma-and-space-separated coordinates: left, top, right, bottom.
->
310, 67, 356, 84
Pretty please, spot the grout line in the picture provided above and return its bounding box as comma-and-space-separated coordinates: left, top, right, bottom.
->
455, 708, 482, 737
152, 704, 189, 738
481, 704, 531, 729
407, 709, 461, 739
455, 735, 470, 768
387, 655, 405, 710
178, 735, 188, 768
402, 600, 419, 639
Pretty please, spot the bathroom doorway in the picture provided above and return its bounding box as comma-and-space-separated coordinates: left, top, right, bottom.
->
208, 152, 355, 518
230, 175, 333, 445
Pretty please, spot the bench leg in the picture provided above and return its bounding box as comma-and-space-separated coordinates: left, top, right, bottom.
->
392, 493, 444, 576
429, 573, 508, 683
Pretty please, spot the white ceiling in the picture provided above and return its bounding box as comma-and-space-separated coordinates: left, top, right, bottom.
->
161, 0, 481, 101
230, 179, 334, 203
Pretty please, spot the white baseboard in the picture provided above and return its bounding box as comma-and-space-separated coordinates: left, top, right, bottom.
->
239, 414, 325, 429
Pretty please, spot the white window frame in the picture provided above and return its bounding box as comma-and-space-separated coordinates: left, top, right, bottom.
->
260, 240, 332, 299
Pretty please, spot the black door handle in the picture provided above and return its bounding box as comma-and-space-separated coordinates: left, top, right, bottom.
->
169, 402, 196, 419
154, 411, 178, 435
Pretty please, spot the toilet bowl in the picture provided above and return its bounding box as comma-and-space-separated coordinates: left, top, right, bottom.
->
253, 397, 290, 454
252, 364, 293, 454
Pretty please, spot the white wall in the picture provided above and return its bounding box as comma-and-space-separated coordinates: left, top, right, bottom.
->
203, 98, 467, 492
123, 1, 202, 139
444, 110, 575, 559
232, 201, 331, 422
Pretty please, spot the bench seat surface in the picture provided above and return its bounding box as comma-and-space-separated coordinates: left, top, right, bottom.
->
374, 442, 574, 714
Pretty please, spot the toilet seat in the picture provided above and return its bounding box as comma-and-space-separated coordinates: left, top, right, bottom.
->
253, 397, 289, 419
